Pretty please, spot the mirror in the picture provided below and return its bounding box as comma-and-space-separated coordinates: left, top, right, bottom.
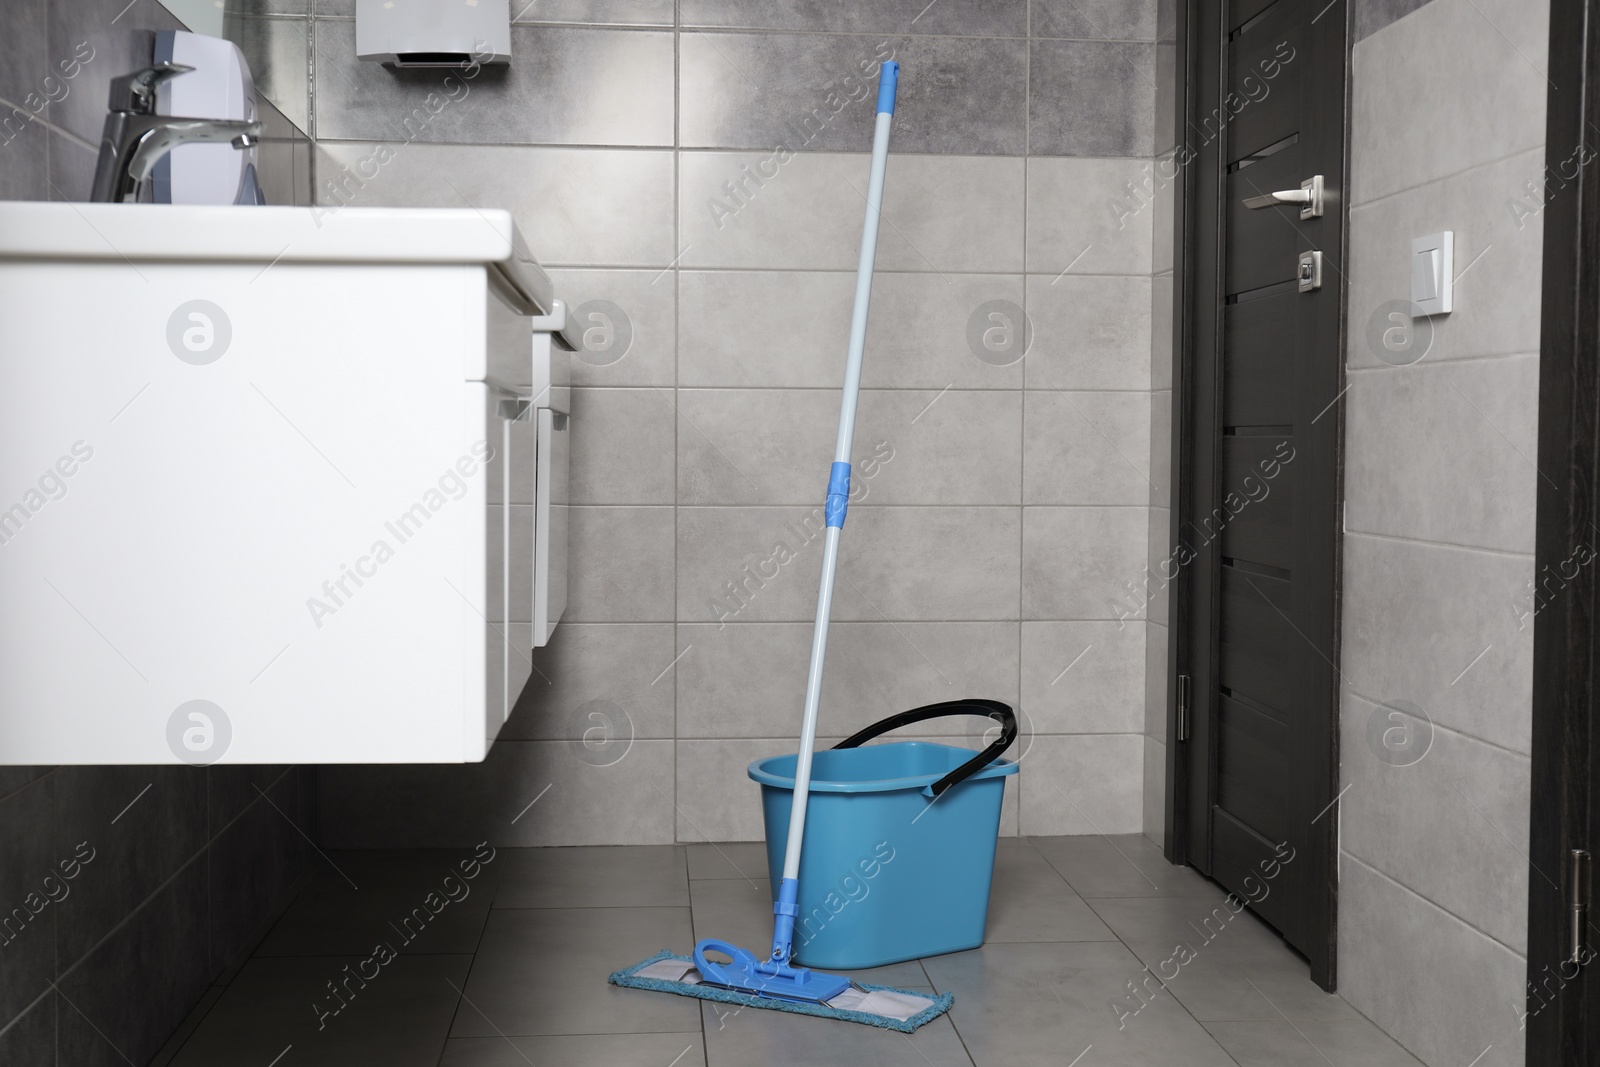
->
152, 1, 312, 136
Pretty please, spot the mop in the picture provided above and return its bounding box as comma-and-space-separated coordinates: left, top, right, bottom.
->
609, 60, 951, 1033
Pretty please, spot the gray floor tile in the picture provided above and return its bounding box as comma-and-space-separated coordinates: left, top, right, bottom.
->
1084, 893, 1295, 966
1122, 946, 1359, 1024
441, 1033, 707, 1066
700, 997, 973, 1067
687, 842, 771, 881
169, 955, 471, 1066
984, 845, 1118, 943
922, 941, 1238, 1066
451, 907, 702, 1037
1031, 834, 1216, 897
493, 845, 689, 908
1206, 1018, 1427, 1066
255, 850, 500, 956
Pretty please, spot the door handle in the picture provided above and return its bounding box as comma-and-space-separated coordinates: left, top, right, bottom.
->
1243, 174, 1324, 219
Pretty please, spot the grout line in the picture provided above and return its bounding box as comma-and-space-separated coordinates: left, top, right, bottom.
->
1338, 527, 1535, 561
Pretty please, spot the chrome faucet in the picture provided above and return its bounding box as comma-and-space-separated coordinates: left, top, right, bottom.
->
89, 63, 263, 204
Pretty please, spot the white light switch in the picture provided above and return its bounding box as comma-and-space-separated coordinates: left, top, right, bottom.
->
1411, 231, 1453, 315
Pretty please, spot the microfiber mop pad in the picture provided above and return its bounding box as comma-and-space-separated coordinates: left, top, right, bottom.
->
608, 951, 954, 1033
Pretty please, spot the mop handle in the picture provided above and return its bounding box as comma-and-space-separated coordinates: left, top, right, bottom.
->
769, 60, 898, 965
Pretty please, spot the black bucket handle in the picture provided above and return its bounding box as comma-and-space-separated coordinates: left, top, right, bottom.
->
831, 698, 1018, 797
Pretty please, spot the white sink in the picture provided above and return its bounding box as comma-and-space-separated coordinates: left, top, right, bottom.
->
0, 203, 570, 765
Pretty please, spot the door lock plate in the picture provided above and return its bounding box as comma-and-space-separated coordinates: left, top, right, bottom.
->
1298, 250, 1323, 293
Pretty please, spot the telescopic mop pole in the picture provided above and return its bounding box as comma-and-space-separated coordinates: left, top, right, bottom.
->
768, 60, 899, 967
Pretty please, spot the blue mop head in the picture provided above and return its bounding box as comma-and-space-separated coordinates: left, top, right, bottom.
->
608, 950, 954, 1033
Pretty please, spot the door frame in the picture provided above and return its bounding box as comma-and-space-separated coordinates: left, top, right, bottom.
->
1163, 0, 1349, 992
1527, 0, 1600, 1059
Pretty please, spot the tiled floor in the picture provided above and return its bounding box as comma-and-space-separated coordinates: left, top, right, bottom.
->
153, 836, 1426, 1067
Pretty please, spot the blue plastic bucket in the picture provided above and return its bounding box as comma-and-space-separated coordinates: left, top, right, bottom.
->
748, 704, 1019, 969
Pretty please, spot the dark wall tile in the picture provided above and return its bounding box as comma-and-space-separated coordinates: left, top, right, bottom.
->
1032, 0, 1159, 39
1029, 39, 1155, 156
680, 0, 1027, 36
0, 767, 53, 804
313, 20, 674, 146
681, 32, 1027, 155
58, 857, 210, 1067
0, 111, 51, 200
207, 765, 290, 834
46, 0, 185, 143
54, 766, 207, 965
0, 777, 57, 1029
0, 0, 50, 112
45, 126, 96, 200
0, 991, 54, 1067
1354, 0, 1436, 41
207, 771, 314, 974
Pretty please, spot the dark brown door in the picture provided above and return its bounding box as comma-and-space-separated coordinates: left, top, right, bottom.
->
1169, 0, 1346, 990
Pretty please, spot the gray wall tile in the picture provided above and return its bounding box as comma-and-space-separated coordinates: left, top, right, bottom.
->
566, 506, 676, 621
1354, 0, 1438, 40
1027, 156, 1155, 274
46, 125, 97, 201
229, 15, 311, 133
47, 0, 183, 143
1144, 617, 1168, 740
681, 0, 1027, 36
1341, 693, 1531, 953
1346, 149, 1545, 367
0, 0, 48, 111
1022, 506, 1149, 620
1338, 856, 1527, 1067
1026, 274, 1153, 391
1344, 355, 1538, 554
1032, 0, 1159, 39
678, 505, 1021, 623
675, 738, 783, 841
314, 143, 676, 266
678, 270, 1027, 390
676, 620, 1018, 738
312, 0, 677, 19
1020, 620, 1146, 733
677, 388, 1021, 505
1351, 0, 1548, 203
314, 21, 674, 146
1018, 733, 1144, 834
1341, 533, 1533, 754
507, 623, 677, 740
568, 388, 676, 504
0, 114, 50, 200
1148, 388, 1171, 507
549, 269, 676, 387
1029, 40, 1155, 157
1023, 390, 1152, 505
679, 151, 1025, 271
1143, 734, 1165, 846
681, 33, 1027, 155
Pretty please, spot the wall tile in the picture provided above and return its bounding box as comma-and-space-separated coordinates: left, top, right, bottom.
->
565, 506, 675, 621
1338, 856, 1527, 1067
318, 739, 676, 847
681, 32, 1027, 155
1026, 274, 1153, 391
1150, 271, 1174, 386
1148, 388, 1171, 507
1341, 533, 1533, 754
677, 388, 1021, 505
1022, 506, 1149, 620
314, 0, 677, 20
568, 388, 676, 504
675, 739, 781, 841
314, 21, 674, 146
0, 992, 53, 1065
54, 765, 207, 965
1346, 149, 1545, 367
677, 270, 1027, 390
1027, 157, 1155, 274
676, 620, 1019, 738
0, 114, 50, 200
1018, 733, 1144, 835
681, 0, 1027, 36
0, 777, 55, 1029
679, 151, 1025, 271
505, 623, 677, 740
1023, 390, 1152, 505
547, 269, 676, 387
1340, 693, 1530, 953
1029, 40, 1155, 157
1144, 618, 1168, 739
1145, 503, 1171, 625
208, 764, 290, 833
0, 0, 48, 113
1143, 734, 1166, 846
1032, 0, 1159, 38
46, 0, 183, 143
47, 125, 97, 201
1020, 621, 1145, 732
229, 15, 311, 133
207, 771, 313, 972
1351, 0, 1547, 203
1345, 355, 1538, 554
314, 143, 676, 266
678, 505, 1021, 623
57, 858, 210, 1067
1354, 0, 1438, 41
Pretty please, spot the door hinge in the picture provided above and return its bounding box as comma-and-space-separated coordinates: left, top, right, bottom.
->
1569, 849, 1591, 966
1176, 674, 1192, 743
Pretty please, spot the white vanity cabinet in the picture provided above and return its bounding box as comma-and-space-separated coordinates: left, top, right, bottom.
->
0, 203, 571, 764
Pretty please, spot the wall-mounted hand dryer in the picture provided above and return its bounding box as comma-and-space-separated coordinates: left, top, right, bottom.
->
356, 0, 512, 67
